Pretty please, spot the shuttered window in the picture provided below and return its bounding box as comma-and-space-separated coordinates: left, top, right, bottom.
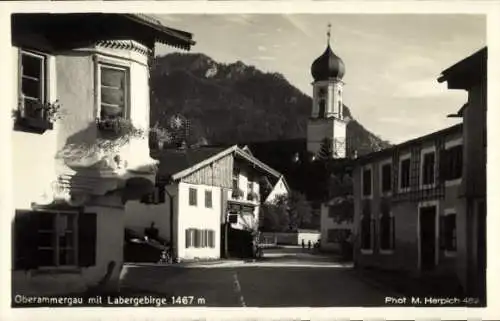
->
189, 188, 197, 206
422, 151, 436, 186
400, 158, 411, 189
441, 146, 463, 181
205, 190, 212, 208
13, 210, 96, 270
99, 64, 128, 120
381, 163, 392, 193
184, 229, 216, 249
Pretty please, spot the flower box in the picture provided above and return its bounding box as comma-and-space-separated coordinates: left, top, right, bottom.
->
96, 117, 143, 140
14, 100, 61, 133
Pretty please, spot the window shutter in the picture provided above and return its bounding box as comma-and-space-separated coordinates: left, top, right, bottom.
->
439, 149, 449, 182
439, 215, 446, 250
78, 213, 97, 267
14, 210, 40, 270
194, 229, 200, 248
208, 230, 215, 248
185, 229, 190, 248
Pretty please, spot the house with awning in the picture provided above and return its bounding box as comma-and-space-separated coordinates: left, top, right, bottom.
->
10, 13, 195, 298
124, 145, 289, 261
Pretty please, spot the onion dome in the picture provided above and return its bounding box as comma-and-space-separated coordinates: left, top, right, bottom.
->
311, 44, 345, 81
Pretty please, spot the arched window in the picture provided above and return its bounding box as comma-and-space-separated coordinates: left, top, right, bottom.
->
318, 99, 326, 118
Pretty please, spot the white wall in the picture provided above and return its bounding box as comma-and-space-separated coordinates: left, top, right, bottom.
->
177, 182, 221, 260
12, 46, 59, 210
12, 196, 124, 296
11, 39, 155, 295
124, 198, 172, 241
320, 204, 353, 252
265, 176, 289, 204
298, 232, 321, 245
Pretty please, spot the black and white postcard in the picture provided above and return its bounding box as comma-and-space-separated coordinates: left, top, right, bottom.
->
0, 1, 498, 320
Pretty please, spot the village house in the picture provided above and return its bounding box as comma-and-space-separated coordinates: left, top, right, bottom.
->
438, 47, 487, 301
352, 123, 463, 274
351, 47, 486, 300
10, 13, 194, 296
124, 145, 289, 261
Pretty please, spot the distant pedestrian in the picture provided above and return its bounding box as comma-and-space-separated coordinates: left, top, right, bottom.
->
307, 240, 311, 250
301, 239, 305, 249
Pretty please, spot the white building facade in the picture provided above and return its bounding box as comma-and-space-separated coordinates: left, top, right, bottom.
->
10, 13, 194, 297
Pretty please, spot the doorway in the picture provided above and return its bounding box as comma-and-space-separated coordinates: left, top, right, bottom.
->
419, 205, 437, 271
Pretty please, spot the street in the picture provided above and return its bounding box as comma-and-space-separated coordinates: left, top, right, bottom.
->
118, 247, 393, 307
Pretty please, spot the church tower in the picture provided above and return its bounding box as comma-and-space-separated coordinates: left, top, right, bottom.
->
307, 24, 347, 159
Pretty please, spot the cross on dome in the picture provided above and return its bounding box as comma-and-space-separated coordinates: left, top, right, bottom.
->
327, 23, 331, 44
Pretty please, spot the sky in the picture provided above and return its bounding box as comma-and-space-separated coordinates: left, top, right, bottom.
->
154, 14, 486, 144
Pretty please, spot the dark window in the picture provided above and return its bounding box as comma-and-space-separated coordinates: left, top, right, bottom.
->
208, 230, 215, 248
205, 190, 212, 208
189, 188, 197, 206
13, 210, 96, 270
379, 204, 395, 251
422, 151, 436, 185
318, 100, 326, 118
20, 51, 47, 119
140, 185, 166, 205
362, 168, 372, 197
361, 202, 372, 250
232, 169, 239, 190
247, 176, 254, 193
442, 146, 463, 181
99, 65, 128, 120
400, 158, 411, 189
440, 214, 457, 252
381, 163, 392, 193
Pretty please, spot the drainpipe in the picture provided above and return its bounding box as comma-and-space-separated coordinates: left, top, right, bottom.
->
164, 185, 177, 263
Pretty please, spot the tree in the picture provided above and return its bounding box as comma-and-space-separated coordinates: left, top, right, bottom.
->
286, 190, 312, 231
259, 195, 289, 232
326, 173, 354, 224
259, 192, 312, 232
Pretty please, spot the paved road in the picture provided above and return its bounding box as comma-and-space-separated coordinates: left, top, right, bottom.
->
119, 248, 392, 307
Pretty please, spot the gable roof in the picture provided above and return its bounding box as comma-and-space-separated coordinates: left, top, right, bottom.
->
156, 146, 236, 181
156, 145, 286, 183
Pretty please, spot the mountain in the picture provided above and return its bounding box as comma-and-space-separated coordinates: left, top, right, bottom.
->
150, 53, 391, 155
